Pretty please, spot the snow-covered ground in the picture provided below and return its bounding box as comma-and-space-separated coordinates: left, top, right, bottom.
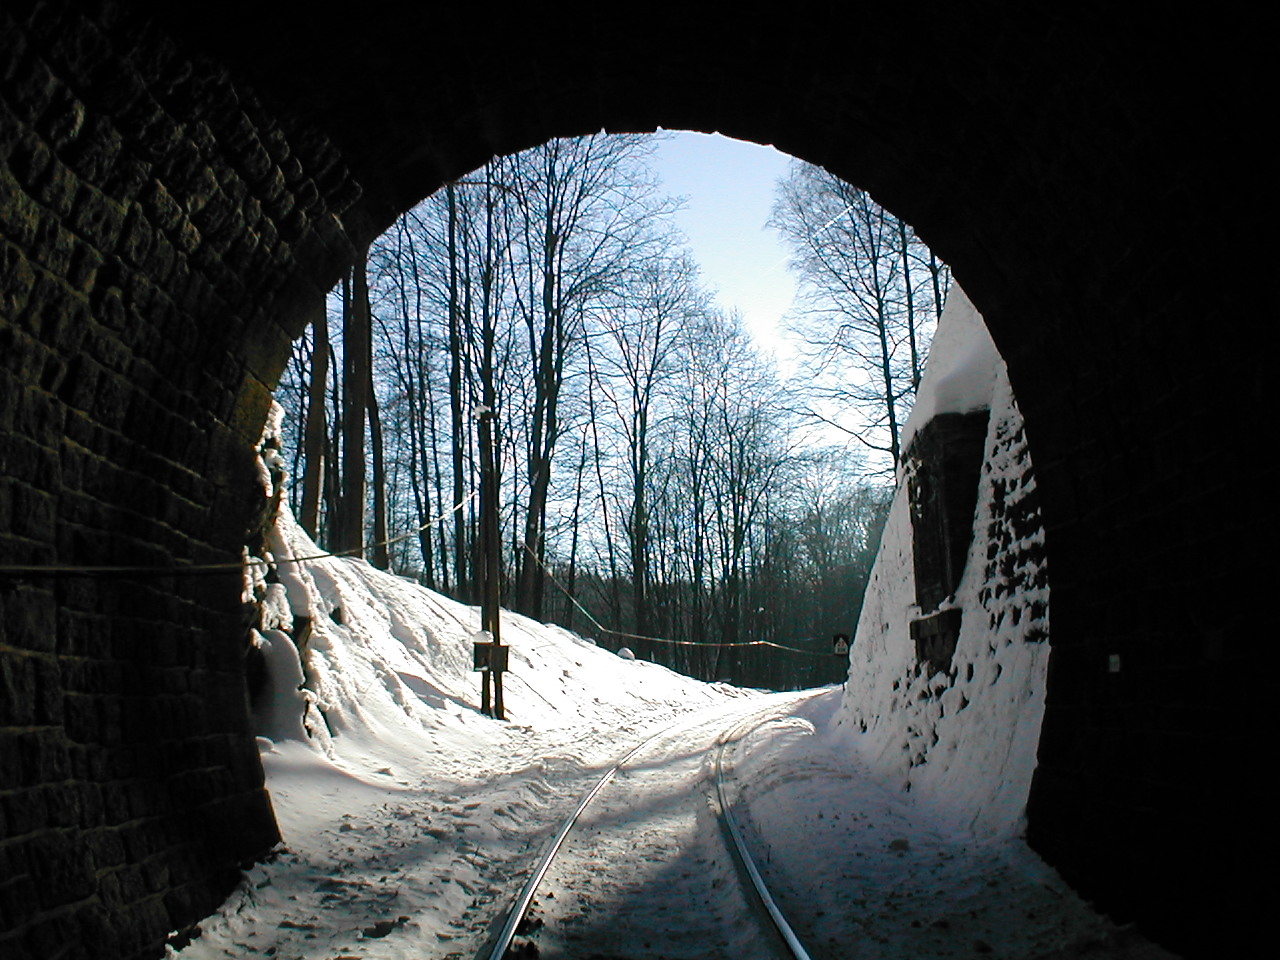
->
169, 506, 1166, 959
177, 495, 759, 959
171, 290, 1175, 958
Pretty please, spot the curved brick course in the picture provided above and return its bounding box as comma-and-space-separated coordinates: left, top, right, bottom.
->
0, 1, 1260, 956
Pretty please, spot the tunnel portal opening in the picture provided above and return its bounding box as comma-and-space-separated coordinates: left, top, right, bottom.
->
0, 3, 1258, 957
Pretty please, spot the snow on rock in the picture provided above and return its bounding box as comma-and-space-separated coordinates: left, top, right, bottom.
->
833, 285, 1051, 836
249, 624, 309, 743
899, 285, 1002, 452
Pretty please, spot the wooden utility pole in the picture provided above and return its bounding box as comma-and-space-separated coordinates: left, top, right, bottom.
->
474, 404, 506, 719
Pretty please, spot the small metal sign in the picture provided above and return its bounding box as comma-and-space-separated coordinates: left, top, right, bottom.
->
472, 641, 509, 673
833, 633, 850, 656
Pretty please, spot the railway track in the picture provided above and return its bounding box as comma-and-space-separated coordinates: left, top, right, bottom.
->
481, 696, 818, 960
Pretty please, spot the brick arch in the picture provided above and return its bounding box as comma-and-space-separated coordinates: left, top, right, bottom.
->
0, 2, 1258, 957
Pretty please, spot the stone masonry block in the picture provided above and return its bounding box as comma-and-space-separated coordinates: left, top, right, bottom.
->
0, 240, 38, 317
118, 202, 153, 268
41, 10, 112, 91
37, 83, 86, 153
5, 49, 58, 124
0, 96, 23, 164
0, 168, 43, 250
0, 652, 38, 727
7, 128, 53, 194
59, 111, 118, 184
69, 180, 124, 250
140, 177, 181, 233
1, 580, 57, 655
99, 140, 148, 199
28, 229, 74, 304
19, 728, 69, 786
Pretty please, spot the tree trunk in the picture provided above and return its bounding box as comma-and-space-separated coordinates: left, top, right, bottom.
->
446, 181, 468, 599
299, 293, 329, 540
899, 218, 921, 393
335, 243, 372, 556
368, 363, 389, 569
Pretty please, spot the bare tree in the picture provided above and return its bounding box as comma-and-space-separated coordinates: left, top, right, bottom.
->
593, 252, 702, 639
270, 134, 904, 691
503, 134, 672, 618
770, 161, 945, 474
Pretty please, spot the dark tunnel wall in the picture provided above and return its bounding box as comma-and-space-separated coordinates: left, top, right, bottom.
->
0, 1, 1263, 956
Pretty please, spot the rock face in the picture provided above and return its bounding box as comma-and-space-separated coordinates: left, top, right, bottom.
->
834, 287, 1052, 836
0, 1, 1259, 957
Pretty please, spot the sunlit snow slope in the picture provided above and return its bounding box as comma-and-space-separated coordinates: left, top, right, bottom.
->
175, 476, 755, 958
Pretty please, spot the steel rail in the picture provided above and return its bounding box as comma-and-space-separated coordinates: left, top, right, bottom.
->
484, 696, 817, 960
716, 714, 815, 960
483, 706, 737, 960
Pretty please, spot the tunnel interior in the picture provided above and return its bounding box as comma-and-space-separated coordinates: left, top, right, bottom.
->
0, 1, 1261, 957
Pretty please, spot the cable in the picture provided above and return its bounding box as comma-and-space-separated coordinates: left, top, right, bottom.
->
520, 542, 831, 658
0, 490, 478, 580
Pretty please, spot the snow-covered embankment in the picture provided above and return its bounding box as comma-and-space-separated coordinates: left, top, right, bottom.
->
173, 414, 754, 957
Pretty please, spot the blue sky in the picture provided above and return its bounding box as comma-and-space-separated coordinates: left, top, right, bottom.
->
650, 131, 798, 358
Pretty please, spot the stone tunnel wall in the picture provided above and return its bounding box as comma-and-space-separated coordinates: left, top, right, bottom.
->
0, 1, 1264, 958
0, 2, 362, 956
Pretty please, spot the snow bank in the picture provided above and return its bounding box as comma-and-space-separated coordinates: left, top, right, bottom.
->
832, 286, 1051, 836
247, 498, 750, 779
178, 462, 754, 957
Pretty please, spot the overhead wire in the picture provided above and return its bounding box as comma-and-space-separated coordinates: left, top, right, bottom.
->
520, 542, 832, 658
5, 491, 838, 661
0, 490, 478, 580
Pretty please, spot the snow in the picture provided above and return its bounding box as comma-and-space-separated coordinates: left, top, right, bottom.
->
171, 291, 1171, 958
180, 501, 763, 959
729, 695, 1132, 959
832, 284, 1053, 835
899, 286, 1001, 454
